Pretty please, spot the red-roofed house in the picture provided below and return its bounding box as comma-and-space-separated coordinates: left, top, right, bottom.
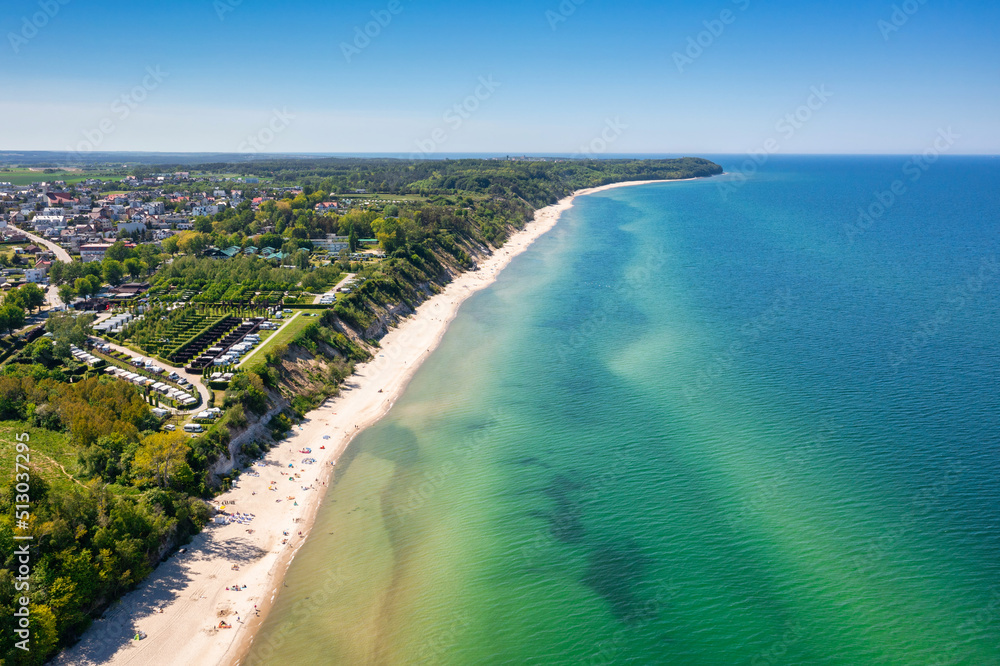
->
45, 192, 75, 206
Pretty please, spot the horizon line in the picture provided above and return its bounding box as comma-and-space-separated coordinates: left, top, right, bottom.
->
0, 151, 997, 158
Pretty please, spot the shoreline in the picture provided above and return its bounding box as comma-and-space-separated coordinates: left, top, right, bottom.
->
54, 176, 704, 666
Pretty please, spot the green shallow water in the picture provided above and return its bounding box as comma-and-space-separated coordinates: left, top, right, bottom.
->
249, 157, 1000, 665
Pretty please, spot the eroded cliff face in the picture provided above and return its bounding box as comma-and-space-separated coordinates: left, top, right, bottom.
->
206, 224, 507, 485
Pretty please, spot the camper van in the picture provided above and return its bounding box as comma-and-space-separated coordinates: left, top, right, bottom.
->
183, 424, 204, 434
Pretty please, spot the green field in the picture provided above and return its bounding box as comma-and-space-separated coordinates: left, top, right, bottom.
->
0, 422, 85, 493
0, 167, 124, 186
244, 312, 316, 369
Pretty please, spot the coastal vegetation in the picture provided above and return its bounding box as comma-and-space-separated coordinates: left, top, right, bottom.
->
0, 156, 721, 663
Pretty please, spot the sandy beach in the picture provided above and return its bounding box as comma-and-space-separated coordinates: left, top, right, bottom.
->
54, 178, 694, 666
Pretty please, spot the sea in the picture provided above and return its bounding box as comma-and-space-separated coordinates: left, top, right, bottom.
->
249, 156, 1000, 665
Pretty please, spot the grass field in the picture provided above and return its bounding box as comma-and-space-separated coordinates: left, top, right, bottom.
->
243, 312, 317, 370
0, 422, 85, 493
0, 167, 124, 186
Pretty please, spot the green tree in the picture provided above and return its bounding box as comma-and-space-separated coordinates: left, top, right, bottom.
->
27, 337, 56, 367
123, 258, 143, 279
19, 282, 46, 312
46, 311, 94, 350
133, 431, 191, 488
102, 259, 125, 286
0, 303, 25, 333
73, 276, 101, 298
49, 260, 65, 284
58, 283, 76, 305
160, 235, 179, 255
104, 240, 133, 263
138, 243, 161, 271
177, 232, 210, 256
348, 224, 358, 253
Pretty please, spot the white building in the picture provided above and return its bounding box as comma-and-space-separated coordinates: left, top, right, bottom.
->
117, 221, 147, 234
33, 215, 66, 230
25, 268, 47, 283
80, 243, 116, 263
312, 235, 350, 253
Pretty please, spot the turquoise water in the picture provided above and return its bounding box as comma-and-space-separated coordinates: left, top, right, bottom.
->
251, 157, 1000, 665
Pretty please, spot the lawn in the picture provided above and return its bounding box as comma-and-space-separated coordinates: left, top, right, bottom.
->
242, 312, 316, 370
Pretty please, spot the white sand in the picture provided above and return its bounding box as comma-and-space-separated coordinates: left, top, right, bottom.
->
54, 178, 697, 666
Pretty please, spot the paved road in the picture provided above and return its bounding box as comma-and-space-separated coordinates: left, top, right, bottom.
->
332, 272, 357, 293
312, 273, 356, 303
95, 337, 213, 408
236, 312, 300, 369
17, 226, 72, 263
16, 226, 72, 309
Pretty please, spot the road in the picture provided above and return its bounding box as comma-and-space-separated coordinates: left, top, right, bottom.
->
331, 272, 356, 293
236, 312, 300, 369
17, 226, 72, 263
95, 337, 213, 409
16, 226, 72, 309
311, 272, 356, 303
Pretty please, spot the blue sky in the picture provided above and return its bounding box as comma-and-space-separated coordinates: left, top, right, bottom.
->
1, 0, 997, 154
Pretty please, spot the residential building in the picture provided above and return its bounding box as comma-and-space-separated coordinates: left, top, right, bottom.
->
312, 235, 350, 253
80, 243, 118, 263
